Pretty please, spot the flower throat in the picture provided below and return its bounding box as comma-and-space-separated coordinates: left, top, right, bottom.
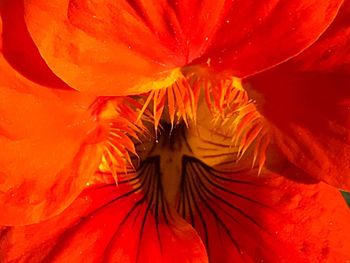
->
135, 121, 193, 206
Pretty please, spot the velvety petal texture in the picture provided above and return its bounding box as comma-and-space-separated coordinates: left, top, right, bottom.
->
23, 0, 343, 95
0, 183, 208, 263
247, 69, 350, 190
290, 0, 350, 72
246, 0, 350, 189
195, 0, 344, 76
1, 1, 349, 262
1, 171, 349, 263
177, 161, 350, 263
0, 52, 102, 225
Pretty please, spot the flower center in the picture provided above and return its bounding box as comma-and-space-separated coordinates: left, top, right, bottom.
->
92, 69, 273, 261
126, 91, 264, 208
95, 67, 270, 185
109, 110, 269, 260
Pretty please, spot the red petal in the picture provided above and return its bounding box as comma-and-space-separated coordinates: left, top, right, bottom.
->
288, 0, 350, 72
197, 0, 344, 78
0, 183, 208, 263
178, 165, 350, 262
0, 54, 101, 225
23, 0, 343, 95
246, 68, 350, 190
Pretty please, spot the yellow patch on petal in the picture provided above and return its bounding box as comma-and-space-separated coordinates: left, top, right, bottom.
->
137, 69, 201, 131
139, 68, 184, 92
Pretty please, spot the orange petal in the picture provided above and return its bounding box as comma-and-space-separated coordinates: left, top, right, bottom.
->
22, 0, 344, 95
23, 0, 183, 95
0, 53, 102, 225
178, 161, 350, 262
0, 183, 208, 263
0, 0, 72, 90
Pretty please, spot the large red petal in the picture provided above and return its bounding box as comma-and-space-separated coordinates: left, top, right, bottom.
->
245, 1, 350, 190
0, 53, 102, 225
288, 0, 350, 72
246, 68, 350, 190
196, 0, 344, 78
0, 183, 208, 263
23, 0, 343, 95
178, 163, 350, 262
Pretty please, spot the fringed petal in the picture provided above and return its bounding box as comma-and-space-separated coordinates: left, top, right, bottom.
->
247, 68, 350, 190
245, 0, 350, 190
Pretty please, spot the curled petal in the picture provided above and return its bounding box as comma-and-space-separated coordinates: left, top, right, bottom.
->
0, 0, 71, 90
23, 0, 343, 95
0, 183, 208, 263
247, 68, 350, 190
0, 55, 101, 225
23, 0, 185, 95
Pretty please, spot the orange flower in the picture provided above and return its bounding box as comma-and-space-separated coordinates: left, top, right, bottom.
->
1, 0, 350, 262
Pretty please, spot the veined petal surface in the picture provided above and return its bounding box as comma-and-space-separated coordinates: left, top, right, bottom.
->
23, 0, 344, 95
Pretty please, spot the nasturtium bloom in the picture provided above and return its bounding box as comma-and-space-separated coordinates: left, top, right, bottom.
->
0, 0, 350, 262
